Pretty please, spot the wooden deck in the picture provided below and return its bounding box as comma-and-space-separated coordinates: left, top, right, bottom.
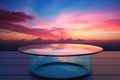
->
0, 51, 120, 80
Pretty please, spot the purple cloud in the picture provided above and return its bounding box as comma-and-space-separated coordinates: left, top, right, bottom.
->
0, 10, 33, 23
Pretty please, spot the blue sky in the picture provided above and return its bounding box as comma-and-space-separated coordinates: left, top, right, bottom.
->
0, 0, 120, 17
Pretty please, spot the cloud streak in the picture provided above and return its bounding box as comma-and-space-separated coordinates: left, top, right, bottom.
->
0, 10, 33, 23
0, 10, 69, 40
0, 21, 68, 40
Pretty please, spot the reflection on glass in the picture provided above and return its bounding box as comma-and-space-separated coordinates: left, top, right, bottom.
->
30, 55, 92, 78
19, 44, 103, 79
19, 44, 103, 56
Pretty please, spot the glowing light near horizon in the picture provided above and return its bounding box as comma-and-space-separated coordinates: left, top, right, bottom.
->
27, 12, 120, 40
0, 30, 37, 40
0, 0, 120, 41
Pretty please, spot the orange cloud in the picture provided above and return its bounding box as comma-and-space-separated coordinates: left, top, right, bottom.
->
0, 29, 37, 40
32, 11, 120, 40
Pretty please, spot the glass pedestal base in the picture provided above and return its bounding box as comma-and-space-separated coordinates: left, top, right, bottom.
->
30, 62, 91, 79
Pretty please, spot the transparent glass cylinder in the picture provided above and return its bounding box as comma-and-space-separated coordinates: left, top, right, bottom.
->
30, 55, 92, 79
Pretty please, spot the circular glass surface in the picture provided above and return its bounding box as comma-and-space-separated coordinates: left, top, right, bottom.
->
18, 44, 103, 56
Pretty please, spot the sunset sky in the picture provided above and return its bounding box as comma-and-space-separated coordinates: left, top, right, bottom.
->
0, 0, 120, 40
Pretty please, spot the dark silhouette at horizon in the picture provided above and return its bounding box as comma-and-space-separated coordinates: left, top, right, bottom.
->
0, 38, 120, 51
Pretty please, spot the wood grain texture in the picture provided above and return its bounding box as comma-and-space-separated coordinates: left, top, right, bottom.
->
0, 51, 120, 80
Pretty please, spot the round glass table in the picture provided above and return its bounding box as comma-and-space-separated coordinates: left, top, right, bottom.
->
18, 44, 103, 79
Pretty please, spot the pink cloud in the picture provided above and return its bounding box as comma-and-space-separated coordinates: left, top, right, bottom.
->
0, 9, 120, 40
0, 22, 69, 40
52, 11, 120, 31
26, 11, 120, 40
0, 10, 70, 40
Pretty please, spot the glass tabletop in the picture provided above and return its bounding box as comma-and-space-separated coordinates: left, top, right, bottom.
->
18, 44, 103, 56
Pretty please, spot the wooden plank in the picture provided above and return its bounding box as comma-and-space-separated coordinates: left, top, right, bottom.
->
0, 51, 120, 59
0, 51, 28, 58
0, 75, 39, 80
92, 59, 120, 65
92, 66, 120, 74
0, 51, 120, 80
0, 66, 29, 75
0, 58, 30, 65
93, 51, 120, 59
0, 75, 120, 80
0, 65, 120, 75
0, 58, 120, 66
92, 75, 120, 80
